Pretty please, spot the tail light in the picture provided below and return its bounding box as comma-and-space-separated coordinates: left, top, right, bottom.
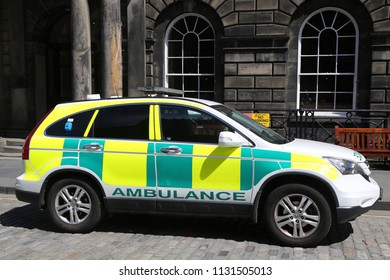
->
22, 109, 53, 160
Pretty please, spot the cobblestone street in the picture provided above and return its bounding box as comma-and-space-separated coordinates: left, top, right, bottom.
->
1, 194, 389, 260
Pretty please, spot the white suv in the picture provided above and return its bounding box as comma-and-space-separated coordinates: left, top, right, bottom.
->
15, 96, 381, 247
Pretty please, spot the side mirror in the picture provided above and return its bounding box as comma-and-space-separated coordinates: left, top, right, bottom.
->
218, 131, 246, 147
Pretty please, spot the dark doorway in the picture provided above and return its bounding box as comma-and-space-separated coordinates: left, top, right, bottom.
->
46, 14, 72, 109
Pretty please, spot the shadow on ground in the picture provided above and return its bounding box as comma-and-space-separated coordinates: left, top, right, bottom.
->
0, 204, 353, 248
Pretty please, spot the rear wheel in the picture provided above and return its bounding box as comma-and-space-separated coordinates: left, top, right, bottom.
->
265, 184, 332, 247
47, 179, 103, 233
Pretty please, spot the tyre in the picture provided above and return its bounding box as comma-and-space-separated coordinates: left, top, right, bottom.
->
47, 178, 103, 233
264, 184, 332, 247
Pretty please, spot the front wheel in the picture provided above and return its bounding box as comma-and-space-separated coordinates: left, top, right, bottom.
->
47, 179, 103, 233
264, 184, 332, 247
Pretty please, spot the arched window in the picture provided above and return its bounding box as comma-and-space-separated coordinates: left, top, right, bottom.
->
165, 14, 215, 100
298, 8, 358, 111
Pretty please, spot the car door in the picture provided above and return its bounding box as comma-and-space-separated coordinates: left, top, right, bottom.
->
155, 104, 253, 215
83, 104, 157, 211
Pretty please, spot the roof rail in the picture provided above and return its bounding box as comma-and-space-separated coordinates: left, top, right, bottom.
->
137, 87, 184, 97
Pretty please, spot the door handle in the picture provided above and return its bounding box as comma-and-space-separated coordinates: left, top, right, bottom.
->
82, 143, 103, 151
160, 146, 183, 154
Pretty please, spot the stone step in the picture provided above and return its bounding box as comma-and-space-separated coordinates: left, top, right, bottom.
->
5, 138, 25, 147
0, 138, 24, 157
2, 145, 22, 153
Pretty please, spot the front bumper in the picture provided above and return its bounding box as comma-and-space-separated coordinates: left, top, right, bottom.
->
332, 174, 382, 223
336, 184, 383, 224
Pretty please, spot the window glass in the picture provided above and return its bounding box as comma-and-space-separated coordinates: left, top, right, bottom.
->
88, 105, 149, 140
213, 105, 289, 144
160, 105, 229, 144
46, 110, 94, 137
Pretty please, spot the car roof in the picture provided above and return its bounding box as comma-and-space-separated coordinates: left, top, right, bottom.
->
54, 96, 222, 110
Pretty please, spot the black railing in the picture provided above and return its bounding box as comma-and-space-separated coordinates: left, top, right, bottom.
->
241, 109, 390, 144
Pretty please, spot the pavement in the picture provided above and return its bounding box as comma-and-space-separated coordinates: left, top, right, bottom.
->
0, 157, 389, 210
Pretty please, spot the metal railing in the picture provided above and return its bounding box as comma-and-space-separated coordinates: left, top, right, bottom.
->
242, 109, 390, 144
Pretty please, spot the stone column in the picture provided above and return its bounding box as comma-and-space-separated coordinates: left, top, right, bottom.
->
102, 0, 122, 98
71, 0, 92, 100
127, 0, 145, 97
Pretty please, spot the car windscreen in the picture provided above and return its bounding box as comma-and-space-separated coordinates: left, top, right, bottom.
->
212, 105, 289, 144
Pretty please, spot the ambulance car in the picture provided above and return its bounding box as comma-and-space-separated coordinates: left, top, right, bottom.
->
15, 95, 381, 247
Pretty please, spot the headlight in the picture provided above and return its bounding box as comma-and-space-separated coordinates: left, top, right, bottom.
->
324, 157, 366, 176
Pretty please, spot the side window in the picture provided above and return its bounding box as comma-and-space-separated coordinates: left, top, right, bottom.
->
88, 105, 149, 140
46, 110, 95, 137
160, 105, 229, 144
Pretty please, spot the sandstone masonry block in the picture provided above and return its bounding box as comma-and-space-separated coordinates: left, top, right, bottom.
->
273, 63, 286, 75
256, 0, 278, 10
273, 90, 286, 102
372, 62, 387, 75
145, 4, 159, 20
365, 0, 385, 13
223, 13, 238, 26
279, 0, 297, 16
238, 89, 272, 101
225, 76, 254, 88
149, 0, 166, 12
373, 21, 390, 33
372, 50, 390, 60
239, 11, 273, 24
238, 63, 272, 75
224, 89, 237, 101
256, 52, 286, 62
370, 89, 385, 102
225, 64, 238, 75
256, 76, 285, 88
218, 0, 234, 18
235, 0, 256, 11
210, 0, 225, 10
372, 76, 390, 88
274, 11, 291, 26
225, 52, 255, 62
371, 6, 390, 22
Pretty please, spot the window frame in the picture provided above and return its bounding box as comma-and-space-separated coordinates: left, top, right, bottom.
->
297, 7, 359, 115
164, 13, 215, 100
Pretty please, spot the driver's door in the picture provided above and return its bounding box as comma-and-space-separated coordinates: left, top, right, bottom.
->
155, 104, 253, 214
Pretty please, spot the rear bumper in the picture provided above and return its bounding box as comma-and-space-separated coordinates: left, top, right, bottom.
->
15, 188, 40, 205
15, 176, 44, 207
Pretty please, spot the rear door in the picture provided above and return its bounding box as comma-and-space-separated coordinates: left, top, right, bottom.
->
155, 104, 253, 215
83, 104, 157, 211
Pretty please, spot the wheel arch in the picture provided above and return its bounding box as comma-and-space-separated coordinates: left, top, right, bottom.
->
39, 169, 106, 209
252, 172, 338, 223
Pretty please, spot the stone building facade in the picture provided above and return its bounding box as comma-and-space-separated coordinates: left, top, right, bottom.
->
0, 0, 389, 137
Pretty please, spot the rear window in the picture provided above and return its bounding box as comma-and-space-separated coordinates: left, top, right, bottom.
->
87, 105, 149, 140
46, 110, 95, 137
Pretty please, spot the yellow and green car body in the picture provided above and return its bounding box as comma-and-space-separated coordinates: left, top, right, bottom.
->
15, 97, 381, 246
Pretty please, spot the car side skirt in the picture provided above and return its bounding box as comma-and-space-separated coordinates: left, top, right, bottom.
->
104, 198, 251, 218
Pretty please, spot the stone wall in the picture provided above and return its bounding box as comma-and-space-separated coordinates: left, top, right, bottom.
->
141, 0, 390, 111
